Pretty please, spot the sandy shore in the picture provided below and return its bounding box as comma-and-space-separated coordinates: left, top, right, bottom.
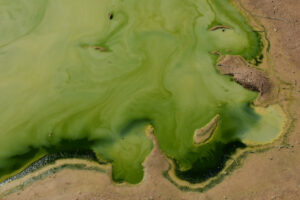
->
1, 0, 299, 199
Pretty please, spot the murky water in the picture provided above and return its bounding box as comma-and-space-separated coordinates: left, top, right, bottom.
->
0, 0, 285, 184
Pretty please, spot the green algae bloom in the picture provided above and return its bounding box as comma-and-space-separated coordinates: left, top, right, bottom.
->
0, 0, 285, 185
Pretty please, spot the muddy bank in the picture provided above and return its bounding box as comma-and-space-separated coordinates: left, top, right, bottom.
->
217, 55, 273, 102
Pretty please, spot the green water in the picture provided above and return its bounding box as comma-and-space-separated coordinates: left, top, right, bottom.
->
0, 0, 285, 184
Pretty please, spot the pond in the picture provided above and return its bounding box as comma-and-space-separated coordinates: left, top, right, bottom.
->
0, 0, 285, 185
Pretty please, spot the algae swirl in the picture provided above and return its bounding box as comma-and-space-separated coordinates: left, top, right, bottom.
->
0, 0, 285, 185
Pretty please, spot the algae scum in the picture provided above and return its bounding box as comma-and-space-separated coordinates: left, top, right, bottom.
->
0, 0, 285, 185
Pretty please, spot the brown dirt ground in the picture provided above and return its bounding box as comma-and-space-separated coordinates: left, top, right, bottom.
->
1, 0, 300, 199
217, 55, 273, 100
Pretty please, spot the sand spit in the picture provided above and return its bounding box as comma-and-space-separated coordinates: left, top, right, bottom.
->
193, 115, 219, 145
209, 25, 232, 31
217, 55, 272, 99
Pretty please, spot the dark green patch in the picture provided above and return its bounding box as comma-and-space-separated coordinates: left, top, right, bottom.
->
175, 141, 246, 183
0, 138, 99, 184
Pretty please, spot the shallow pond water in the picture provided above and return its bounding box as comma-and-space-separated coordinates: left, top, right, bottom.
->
0, 0, 285, 184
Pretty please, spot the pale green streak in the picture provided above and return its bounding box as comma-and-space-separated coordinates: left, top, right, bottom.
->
241, 105, 285, 144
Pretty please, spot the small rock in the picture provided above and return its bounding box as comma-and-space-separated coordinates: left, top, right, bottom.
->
271, 195, 277, 200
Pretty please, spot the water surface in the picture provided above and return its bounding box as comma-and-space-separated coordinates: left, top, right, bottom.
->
0, 0, 285, 184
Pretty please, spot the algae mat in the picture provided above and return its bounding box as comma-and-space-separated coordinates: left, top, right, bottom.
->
0, 0, 285, 186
